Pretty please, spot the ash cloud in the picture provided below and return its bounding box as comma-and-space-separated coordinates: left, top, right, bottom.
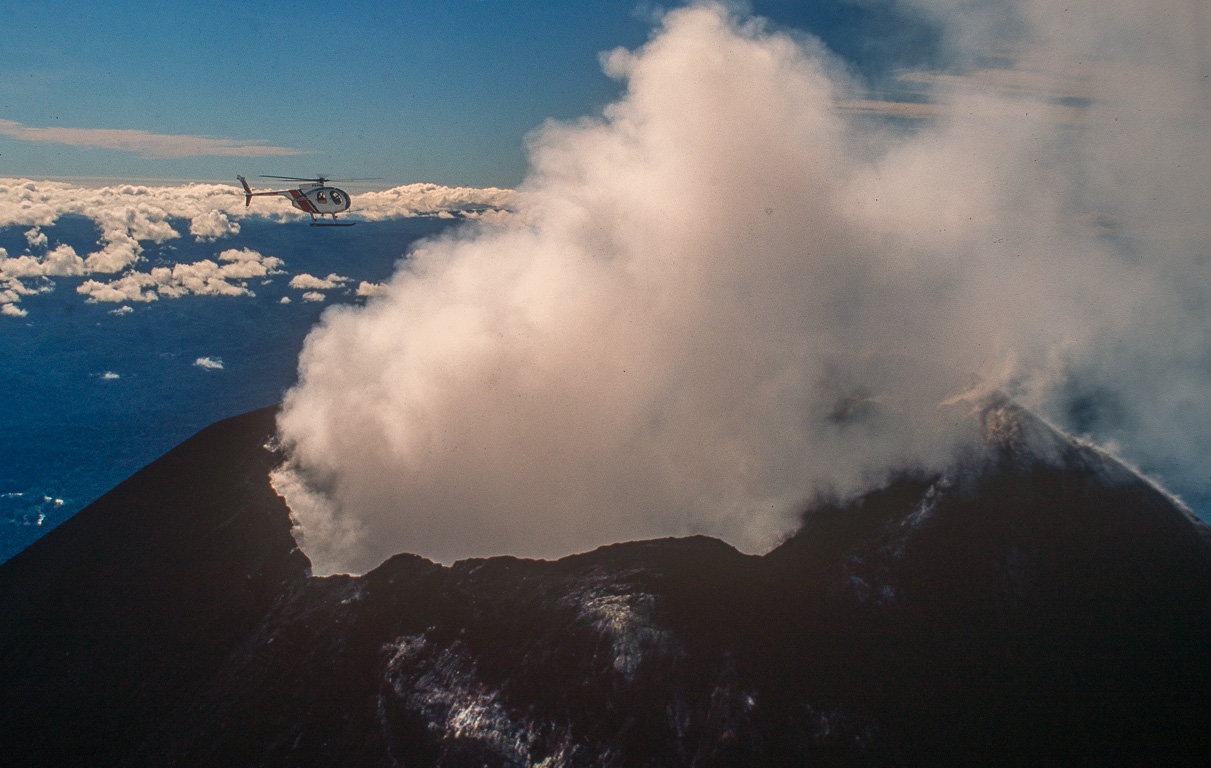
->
275, 1, 1211, 574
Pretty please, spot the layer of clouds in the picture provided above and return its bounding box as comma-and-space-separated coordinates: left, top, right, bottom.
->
0, 178, 514, 234
0, 178, 514, 315
0, 181, 251, 306
0, 119, 307, 158
356, 183, 517, 220
275, 1, 1211, 574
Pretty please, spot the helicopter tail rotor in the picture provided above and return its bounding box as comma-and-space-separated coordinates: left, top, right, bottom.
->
236, 175, 253, 207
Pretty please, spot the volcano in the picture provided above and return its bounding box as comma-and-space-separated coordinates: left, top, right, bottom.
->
2, 402, 1209, 766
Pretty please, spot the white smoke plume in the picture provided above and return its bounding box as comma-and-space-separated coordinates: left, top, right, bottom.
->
275, 0, 1211, 574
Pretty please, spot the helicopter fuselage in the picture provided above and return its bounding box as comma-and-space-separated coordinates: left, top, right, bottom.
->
284, 183, 351, 216
237, 176, 355, 224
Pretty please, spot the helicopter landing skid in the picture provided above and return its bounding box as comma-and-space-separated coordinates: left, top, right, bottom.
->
310, 221, 356, 227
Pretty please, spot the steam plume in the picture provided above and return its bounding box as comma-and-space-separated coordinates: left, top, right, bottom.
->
275, 1, 1211, 574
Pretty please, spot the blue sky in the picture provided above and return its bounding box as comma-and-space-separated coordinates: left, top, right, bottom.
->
1, 1, 934, 187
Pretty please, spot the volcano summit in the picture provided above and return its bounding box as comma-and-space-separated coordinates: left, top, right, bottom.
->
1, 400, 1209, 766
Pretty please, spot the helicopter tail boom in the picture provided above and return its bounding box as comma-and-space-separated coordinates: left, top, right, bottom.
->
236, 175, 289, 206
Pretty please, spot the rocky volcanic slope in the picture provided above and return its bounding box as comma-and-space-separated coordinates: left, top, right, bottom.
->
2, 404, 1210, 767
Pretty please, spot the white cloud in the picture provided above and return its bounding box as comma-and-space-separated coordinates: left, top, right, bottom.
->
24, 227, 47, 249
189, 209, 240, 241
1, 271, 53, 312
289, 272, 348, 291
275, 1, 1211, 574
100, 371, 120, 380
77, 272, 159, 303
152, 261, 254, 298
218, 246, 283, 276
194, 357, 224, 370
0, 119, 309, 158
76, 247, 282, 302
1, 265, 54, 318
356, 281, 388, 297
301, 291, 327, 302
0, 243, 86, 278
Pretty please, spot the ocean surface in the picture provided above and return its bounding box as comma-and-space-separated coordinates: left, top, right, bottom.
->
0, 215, 461, 563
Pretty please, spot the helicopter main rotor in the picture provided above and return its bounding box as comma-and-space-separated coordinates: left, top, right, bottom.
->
259, 175, 383, 186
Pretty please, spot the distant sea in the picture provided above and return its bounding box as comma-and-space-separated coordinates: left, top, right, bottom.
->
0, 215, 461, 563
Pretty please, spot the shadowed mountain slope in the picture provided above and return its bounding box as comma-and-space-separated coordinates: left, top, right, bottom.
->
2, 403, 1209, 766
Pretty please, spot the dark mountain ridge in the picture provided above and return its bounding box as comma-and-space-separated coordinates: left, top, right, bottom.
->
2, 402, 1210, 766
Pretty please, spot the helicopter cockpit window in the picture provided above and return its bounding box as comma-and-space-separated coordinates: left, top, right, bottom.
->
316, 191, 328, 203
330, 192, 343, 205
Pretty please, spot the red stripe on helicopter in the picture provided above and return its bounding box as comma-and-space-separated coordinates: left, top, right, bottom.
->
288, 189, 318, 213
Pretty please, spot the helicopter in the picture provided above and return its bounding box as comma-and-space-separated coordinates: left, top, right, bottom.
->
236, 175, 379, 226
